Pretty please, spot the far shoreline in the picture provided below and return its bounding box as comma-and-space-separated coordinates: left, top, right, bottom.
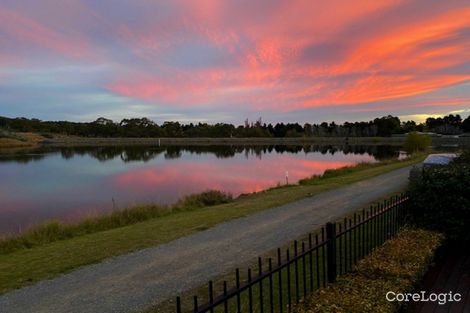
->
1, 132, 469, 150
44, 135, 407, 146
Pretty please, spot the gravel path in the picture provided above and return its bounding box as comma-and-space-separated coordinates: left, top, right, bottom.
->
0, 166, 412, 313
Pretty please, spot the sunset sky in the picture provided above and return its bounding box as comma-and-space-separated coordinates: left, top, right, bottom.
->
0, 0, 469, 124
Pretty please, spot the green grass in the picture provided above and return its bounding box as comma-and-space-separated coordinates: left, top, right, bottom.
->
298, 160, 402, 185
0, 154, 425, 294
0, 190, 232, 254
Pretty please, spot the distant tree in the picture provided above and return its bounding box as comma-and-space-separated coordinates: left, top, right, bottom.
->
403, 132, 431, 153
162, 121, 183, 137
426, 114, 462, 134
255, 117, 263, 128
303, 123, 313, 137
463, 116, 470, 133
0, 114, 462, 138
373, 115, 401, 136
401, 120, 417, 133
244, 118, 250, 128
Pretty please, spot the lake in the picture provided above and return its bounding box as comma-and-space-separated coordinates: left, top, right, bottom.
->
0, 145, 403, 235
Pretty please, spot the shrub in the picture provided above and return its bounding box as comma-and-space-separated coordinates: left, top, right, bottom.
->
174, 190, 233, 209
0, 129, 14, 139
403, 132, 431, 153
39, 132, 54, 139
294, 228, 443, 313
0, 129, 8, 138
408, 151, 470, 242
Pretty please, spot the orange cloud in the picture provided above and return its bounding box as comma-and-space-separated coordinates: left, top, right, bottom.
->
3, 0, 469, 119
105, 1, 470, 115
302, 7, 470, 107
344, 97, 470, 114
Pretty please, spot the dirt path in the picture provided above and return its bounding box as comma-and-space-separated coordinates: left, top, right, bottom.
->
0, 166, 412, 313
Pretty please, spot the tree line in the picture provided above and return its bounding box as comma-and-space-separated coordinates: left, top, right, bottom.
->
0, 114, 469, 138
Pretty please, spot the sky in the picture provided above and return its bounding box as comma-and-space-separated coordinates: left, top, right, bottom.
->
0, 0, 469, 124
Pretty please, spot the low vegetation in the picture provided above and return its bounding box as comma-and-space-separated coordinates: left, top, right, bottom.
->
0, 130, 44, 148
295, 228, 443, 313
402, 132, 431, 153
0, 154, 424, 294
298, 159, 400, 185
0, 190, 232, 254
409, 150, 470, 242
174, 190, 233, 209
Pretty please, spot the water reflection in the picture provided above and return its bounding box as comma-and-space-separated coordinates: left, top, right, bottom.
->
0, 145, 401, 235
0, 144, 400, 164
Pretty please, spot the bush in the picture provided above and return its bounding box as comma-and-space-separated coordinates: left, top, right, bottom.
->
174, 190, 233, 209
403, 132, 431, 153
39, 132, 54, 139
295, 228, 443, 313
408, 151, 470, 242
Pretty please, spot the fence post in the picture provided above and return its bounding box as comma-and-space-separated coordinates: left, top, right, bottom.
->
176, 296, 182, 313
326, 222, 337, 283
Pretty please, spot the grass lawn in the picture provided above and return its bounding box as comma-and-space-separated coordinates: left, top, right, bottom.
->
0, 154, 425, 294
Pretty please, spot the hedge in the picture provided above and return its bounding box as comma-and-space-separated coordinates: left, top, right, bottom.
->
408, 151, 470, 242
294, 228, 443, 313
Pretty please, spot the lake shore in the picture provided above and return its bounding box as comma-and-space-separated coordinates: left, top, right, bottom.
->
1, 132, 469, 150
43, 135, 407, 146
0, 154, 425, 294
0, 132, 45, 149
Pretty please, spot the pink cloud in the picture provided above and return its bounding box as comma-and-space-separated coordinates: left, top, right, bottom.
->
0, 7, 93, 60
106, 68, 228, 105
2, 0, 470, 119
100, 1, 470, 115
343, 97, 470, 114
0, 54, 23, 67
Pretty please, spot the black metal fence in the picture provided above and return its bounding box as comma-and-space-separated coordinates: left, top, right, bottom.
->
176, 194, 409, 313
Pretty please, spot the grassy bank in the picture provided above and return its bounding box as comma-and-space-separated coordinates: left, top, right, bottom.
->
43, 136, 407, 147
0, 190, 233, 254
0, 131, 44, 149
1, 132, 468, 149
0, 154, 425, 294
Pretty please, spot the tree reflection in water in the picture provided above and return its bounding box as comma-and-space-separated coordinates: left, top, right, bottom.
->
0, 144, 401, 164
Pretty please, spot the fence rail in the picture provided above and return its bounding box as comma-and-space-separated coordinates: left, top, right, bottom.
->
176, 194, 409, 313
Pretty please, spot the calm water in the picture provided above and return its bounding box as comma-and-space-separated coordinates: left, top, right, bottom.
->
0, 145, 402, 234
